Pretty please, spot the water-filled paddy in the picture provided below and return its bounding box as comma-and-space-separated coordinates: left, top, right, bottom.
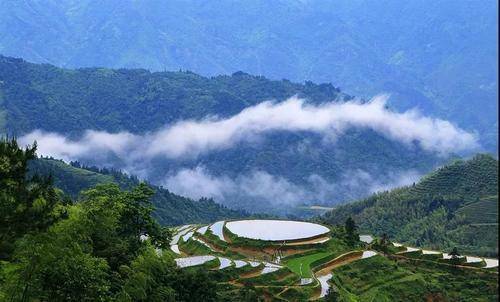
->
175, 255, 215, 268
359, 235, 374, 243
318, 273, 333, 298
225, 219, 329, 241
210, 221, 226, 241
361, 251, 377, 259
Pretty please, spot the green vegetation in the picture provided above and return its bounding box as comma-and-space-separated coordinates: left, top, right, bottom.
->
286, 252, 332, 278
1, 138, 498, 301
240, 268, 299, 287
29, 158, 247, 226
320, 154, 499, 257
0, 138, 221, 301
333, 255, 498, 301
179, 237, 213, 255
0, 55, 442, 214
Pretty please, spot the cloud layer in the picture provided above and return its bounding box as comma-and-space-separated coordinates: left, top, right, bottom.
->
20, 95, 478, 162
162, 166, 423, 210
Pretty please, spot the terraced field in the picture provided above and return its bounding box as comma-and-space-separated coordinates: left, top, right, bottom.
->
162, 219, 499, 301
456, 195, 498, 224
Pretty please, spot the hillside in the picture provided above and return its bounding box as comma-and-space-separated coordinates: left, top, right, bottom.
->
0, 0, 496, 150
0, 137, 222, 301
160, 219, 498, 301
319, 154, 499, 257
0, 55, 444, 214
2, 139, 498, 301
29, 158, 247, 226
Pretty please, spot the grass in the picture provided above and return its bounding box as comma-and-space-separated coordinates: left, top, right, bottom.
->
179, 237, 213, 255
285, 251, 333, 278
333, 255, 498, 302
173, 217, 498, 301
239, 267, 299, 287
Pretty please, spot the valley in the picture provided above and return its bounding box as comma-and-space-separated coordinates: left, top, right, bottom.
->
166, 219, 498, 301
0, 1, 497, 301
0, 55, 447, 214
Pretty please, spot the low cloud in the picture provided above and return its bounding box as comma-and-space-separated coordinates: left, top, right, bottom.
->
162, 166, 423, 210
162, 166, 236, 201
20, 95, 478, 163
162, 167, 308, 206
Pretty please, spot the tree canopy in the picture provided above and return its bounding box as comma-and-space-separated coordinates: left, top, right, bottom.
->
0, 138, 217, 301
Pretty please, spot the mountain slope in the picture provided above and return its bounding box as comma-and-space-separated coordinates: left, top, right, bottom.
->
28, 158, 247, 226
320, 154, 499, 257
0, 55, 444, 214
0, 0, 496, 150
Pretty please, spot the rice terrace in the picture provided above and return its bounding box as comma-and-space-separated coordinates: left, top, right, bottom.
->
165, 219, 499, 301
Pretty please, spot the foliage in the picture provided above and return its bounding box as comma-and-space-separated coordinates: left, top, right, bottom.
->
0, 1, 497, 150
320, 154, 499, 256
0, 55, 442, 214
332, 255, 498, 301
344, 217, 359, 246
0, 138, 68, 259
0, 139, 219, 301
29, 158, 248, 226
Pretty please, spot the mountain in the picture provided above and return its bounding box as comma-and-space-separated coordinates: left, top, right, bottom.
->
0, 137, 221, 301
0, 0, 497, 150
319, 154, 499, 257
2, 137, 498, 301
29, 158, 247, 226
0, 55, 449, 214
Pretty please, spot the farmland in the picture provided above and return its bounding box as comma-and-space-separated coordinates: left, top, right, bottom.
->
163, 219, 499, 301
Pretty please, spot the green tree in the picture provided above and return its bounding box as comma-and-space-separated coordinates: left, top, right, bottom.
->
324, 288, 340, 301
0, 138, 68, 260
117, 247, 176, 302
345, 216, 359, 246
449, 247, 461, 266
1, 224, 111, 301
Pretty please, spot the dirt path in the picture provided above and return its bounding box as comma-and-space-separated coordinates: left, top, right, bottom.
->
284, 236, 331, 246
309, 251, 364, 301
238, 267, 264, 279
314, 251, 363, 276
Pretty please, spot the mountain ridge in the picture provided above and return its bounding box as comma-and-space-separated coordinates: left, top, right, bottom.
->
319, 154, 499, 257
1, 55, 445, 214
0, 0, 496, 150
29, 157, 248, 226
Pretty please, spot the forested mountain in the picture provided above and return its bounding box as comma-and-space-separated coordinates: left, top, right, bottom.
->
0, 0, 496, 150
0, 55, 446, 214
29, 158, 247, 226
0, 138, 223, 301
319, 154, 499, 257
3, 140, 497, 301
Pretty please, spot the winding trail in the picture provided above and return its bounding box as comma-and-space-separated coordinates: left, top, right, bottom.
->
309, 251, 364, 301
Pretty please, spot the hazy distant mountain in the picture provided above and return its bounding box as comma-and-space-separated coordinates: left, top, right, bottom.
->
29, 158, 248, 225
0, 56, 458, 215
0, 0, 497, 150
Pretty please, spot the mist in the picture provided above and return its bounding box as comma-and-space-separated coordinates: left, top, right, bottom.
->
162, 166, 423, 212
20, 95, 478, 164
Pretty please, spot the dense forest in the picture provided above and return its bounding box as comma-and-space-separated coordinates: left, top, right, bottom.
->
0, 55, 349, 135
0, 138, 228, 301
0, 55, 442, 213
319, 154, 499, 257
28, 158, 248, 226
0, 1, 496, 150
3, 138, 496, 301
